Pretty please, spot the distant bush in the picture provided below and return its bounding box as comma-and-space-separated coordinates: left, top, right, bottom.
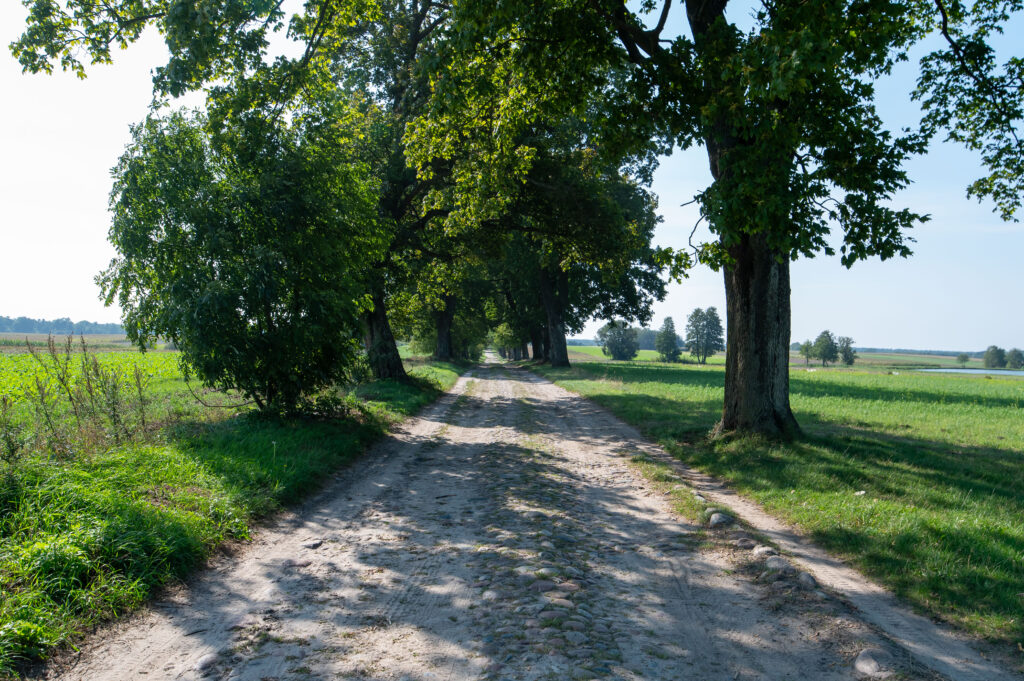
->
983, 345, 1007, 368
598, 321, 639, 361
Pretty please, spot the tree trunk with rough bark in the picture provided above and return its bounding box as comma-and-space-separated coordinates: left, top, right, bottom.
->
434, 295, 455, 361
364, 290, 407, 381
688, 0, 798, 437
539, 269, 570, 367
528, 326, 544, 361
714, 233, 800, 438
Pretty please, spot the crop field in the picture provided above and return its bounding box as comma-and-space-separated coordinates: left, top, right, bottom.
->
535, 359, 1024, 648
567, 345, 725, 364
794, 350, 1000, 371
0, 334, 143, 355
0, 347, 461, 672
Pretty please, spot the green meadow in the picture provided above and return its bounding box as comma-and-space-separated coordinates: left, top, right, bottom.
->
0, 348, 460, 673
535, 359, 1024, 648
567, 345, 726, 364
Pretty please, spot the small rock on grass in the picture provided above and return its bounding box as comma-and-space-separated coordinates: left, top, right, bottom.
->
194, 653, 219, 672
764, 556, 790, 572
752, 545, 777, 558
735, 538, 757, 550
853, 647, 894, 678
301, 539, 323, 549
708, 512, 733, 528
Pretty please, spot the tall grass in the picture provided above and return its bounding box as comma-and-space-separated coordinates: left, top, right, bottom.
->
0, 341, 461, 674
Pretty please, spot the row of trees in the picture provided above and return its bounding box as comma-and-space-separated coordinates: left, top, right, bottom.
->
0, 317, 123, 335
983, 346, 1024, 369
13, 0, 1022, 434
798, 332, 856, 367
598, 308, 724, 364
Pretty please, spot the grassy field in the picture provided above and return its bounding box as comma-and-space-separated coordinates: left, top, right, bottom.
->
534, 359, 1024, 650
0, 349, 461, 673
797, 350, 1002, 371
0, 334, 146, 355
565, 341, 1004, 372
567, 345, 726, 364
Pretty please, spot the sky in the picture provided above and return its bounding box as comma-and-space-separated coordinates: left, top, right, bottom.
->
1, 3, 1021, 352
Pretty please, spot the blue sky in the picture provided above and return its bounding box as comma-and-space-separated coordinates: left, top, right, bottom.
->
0, 2, 1020, 351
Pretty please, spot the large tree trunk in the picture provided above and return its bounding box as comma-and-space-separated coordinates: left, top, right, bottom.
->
539, 269, 570, 367
714, 233, 799, 438
434, 295, 455, 361
364, 290, 407, 381
686, 1, 798, 438
528, 326, 544, 361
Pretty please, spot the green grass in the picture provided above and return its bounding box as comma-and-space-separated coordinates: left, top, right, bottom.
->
0, 353, 461, 674
534, 360, 1024, 648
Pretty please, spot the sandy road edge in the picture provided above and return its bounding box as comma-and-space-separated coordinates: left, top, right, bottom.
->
26, 366, 480, 681
520, 364, 1021, 681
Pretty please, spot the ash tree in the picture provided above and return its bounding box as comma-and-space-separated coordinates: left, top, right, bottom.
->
685, 308, 724, 365
14, 0, 1024, 433
655, 317, 682, 363
799, 340, 814, 367
984, 345, 1008, 368
400, 0, 1024, 438
837, 336, 857, 366
813, 331, 839, 367
598, 321, 639, 361
1007, 348, 1024, 370
100, 102, 383, 411
956, 352, 970, 367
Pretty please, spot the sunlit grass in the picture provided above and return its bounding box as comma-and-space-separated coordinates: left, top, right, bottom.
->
535, 360, 1024, 647
0, 353, 460, 673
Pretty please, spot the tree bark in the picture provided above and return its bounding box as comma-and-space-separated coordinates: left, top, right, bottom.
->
364, 290, 407, 381
714, 233, 800, 438
528, 326, 544, 361
434, 294, 455, 361
539, 268, 570, 367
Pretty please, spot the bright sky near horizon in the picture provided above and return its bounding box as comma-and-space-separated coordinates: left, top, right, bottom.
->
0, 3, 1021, 352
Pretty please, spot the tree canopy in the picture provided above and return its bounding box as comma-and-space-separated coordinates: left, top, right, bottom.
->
685, 307, 724, 365
598, 321, 639, 361
655, 317, 681, 363
100, 100, 383, 411
11, 0, 1023, 430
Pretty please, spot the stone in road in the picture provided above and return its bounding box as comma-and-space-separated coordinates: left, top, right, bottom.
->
37, 359, 935, 681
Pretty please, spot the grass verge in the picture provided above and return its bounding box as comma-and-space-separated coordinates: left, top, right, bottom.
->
0, 358, 461, 675
534, 360, 1024, 651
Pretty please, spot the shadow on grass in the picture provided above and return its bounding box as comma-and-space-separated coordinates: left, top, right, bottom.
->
0, 367, 459, 674
536, 364, 1024, 643
117, 365, 861, 681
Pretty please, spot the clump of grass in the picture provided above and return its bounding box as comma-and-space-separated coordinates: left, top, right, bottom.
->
536, 360, 1024, 647
0, 350, 460, 675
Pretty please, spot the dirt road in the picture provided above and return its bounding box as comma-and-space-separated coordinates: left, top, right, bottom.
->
39, 360, 1007, 681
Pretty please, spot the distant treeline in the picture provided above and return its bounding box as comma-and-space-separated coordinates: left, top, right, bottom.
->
569, 328, 686, 351
0, 316, 124, 335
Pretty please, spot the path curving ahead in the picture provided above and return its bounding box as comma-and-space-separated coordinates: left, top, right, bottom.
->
37, 359, 1012, 681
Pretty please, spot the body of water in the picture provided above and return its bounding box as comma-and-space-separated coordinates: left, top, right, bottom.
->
919, 368, 1024, 377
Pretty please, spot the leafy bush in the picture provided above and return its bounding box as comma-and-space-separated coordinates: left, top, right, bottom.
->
597, 321, 639, 361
